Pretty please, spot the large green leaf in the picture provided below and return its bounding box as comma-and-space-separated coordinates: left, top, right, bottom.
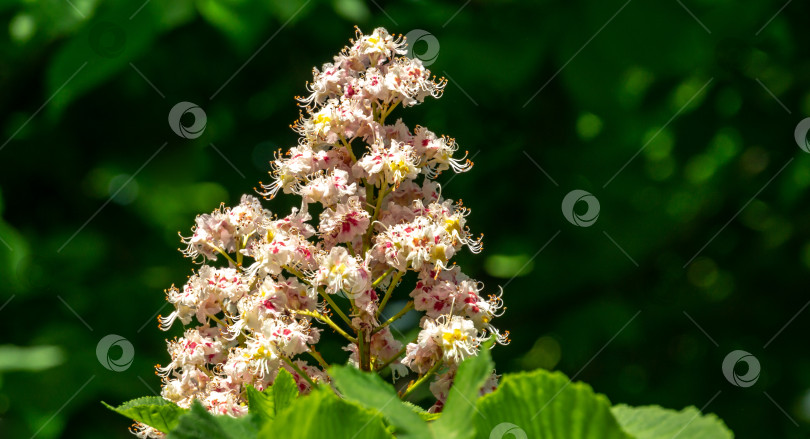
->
612, 404, 734, 439
261, 388, 394, 439
272, 368, 299, 414
331, 365, 432, 439
246, 385, 275, 425
431, 342, 495, 439
168, 400, 258, 439
103, 396, 188, 434
246, 368, 300, 426
473, 369, 633, 439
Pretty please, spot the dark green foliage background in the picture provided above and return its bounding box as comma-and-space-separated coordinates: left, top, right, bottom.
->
0, 0, 808, 437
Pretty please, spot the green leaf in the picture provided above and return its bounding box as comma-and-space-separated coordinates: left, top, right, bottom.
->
473, 369, 633, 439
168, 400, 257, 439
331, 365, 432, 439
331, 0, 370, 22
195, 0, 271, 53
0, 345, 64, 372
261, 388, 394, 439
612, 404, 734, 439
103, 396, 188, 434
272, 368, 299, 414
431, 340, 495, 439
264, 0, 311, 23
246, 385, 274, 425
402, 401, 441, 422
245, 369, 299, 428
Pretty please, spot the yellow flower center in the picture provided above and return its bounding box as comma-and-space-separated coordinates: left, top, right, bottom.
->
331, 263, 347, 275
430, 244, 448, 263
389, 160, 410, 175
444, 218, 461, 235
253, 344, 271, 359
314, 114, 331, 132
442, 328, 468, 347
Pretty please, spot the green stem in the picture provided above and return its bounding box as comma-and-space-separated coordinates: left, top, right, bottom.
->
207, 313, 228, 328
380, 99, 400, 125
283, 265, 310, 285
319, 289, 354, 328
376, 271, 404, 318
236, 234, 250, 266
363, 182, 388, 250
339, 134, 357, 163
376, 344, 407, 372
362, 182, 375, 252
401, 361, 442, 399
347, 242, 357, 258
280, 355, 316, 388
209, 245, 238, 267
283, 265, 354, 329
358, 329, 369, 371
374, 301, 413, 334
371, 182, 388, 223
308, 347, 330, 369
295, 309, 356, 343
372, 267, 396, 289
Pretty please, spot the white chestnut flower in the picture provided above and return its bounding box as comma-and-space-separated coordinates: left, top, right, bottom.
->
353, 140, 419, 188
318, 196, 370, 246
295, 168, 357, 206
402, 315, 481, 374
313, 246, 371, 296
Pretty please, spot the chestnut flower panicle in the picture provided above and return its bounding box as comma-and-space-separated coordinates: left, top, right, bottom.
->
134, 27, 509, 437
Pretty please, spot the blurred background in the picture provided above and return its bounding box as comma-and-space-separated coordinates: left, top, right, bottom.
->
1, 0, 809, 437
